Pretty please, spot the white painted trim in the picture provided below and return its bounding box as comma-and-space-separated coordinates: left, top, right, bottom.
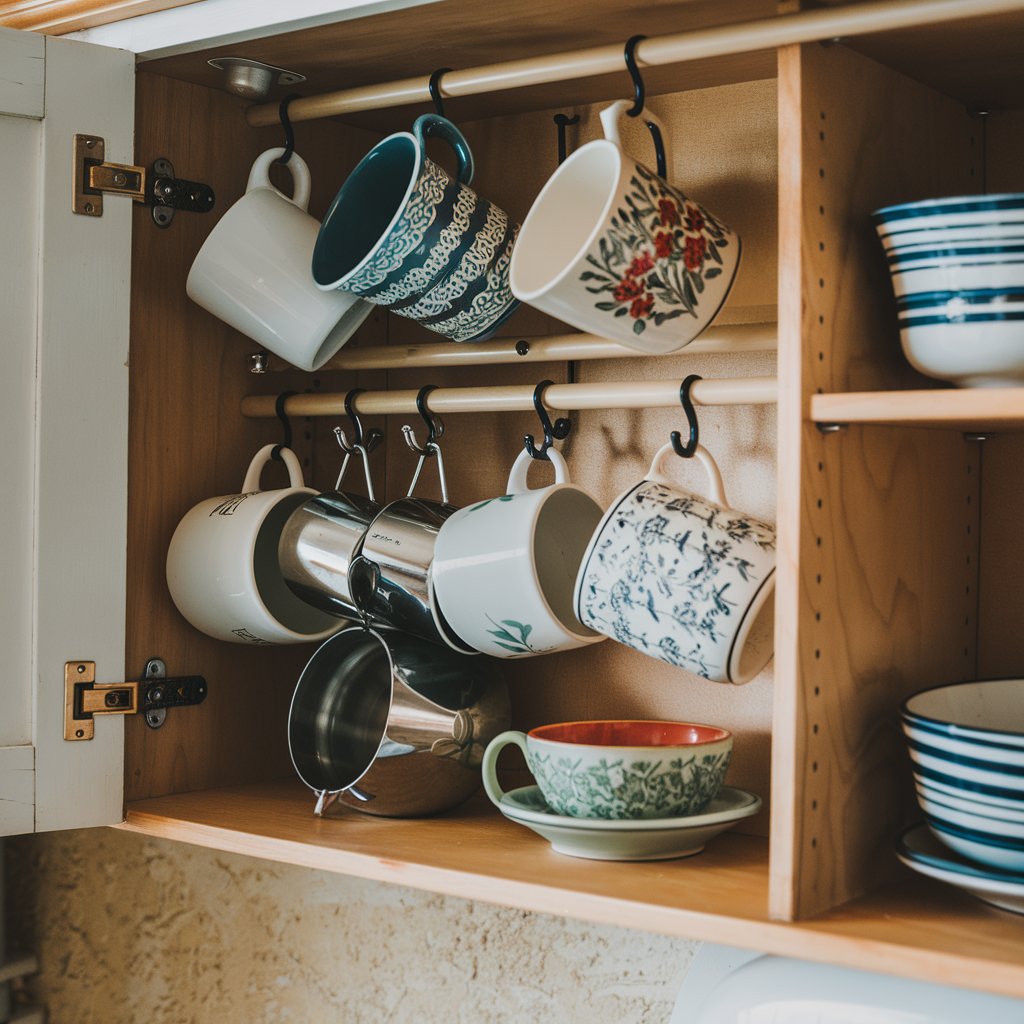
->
0, 747, 34, 837
31, 34, 133, 833
65, 0, 442, 62
0, 27, 44, 118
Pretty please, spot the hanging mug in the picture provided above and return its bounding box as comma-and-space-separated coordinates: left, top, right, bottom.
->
311, 114, 520, 342
573, 443, 775, 683
433, 449, 605, 658
278, 438, 382, 620
510, 100, 741, 354
186, 149, 371, 370
166, 445, 345, 645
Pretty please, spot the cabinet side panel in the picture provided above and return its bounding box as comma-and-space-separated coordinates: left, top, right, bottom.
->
771, 42, 980, 919
125, 73, 381, 800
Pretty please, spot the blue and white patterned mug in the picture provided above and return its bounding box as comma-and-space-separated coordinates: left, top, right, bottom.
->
311, 114, 520, 342
573, 443, 776, 684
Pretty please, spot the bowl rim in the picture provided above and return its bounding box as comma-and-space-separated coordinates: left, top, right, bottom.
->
901, 677, 1024, 742
528, 718, 732, 748
873, 193, 1024, 222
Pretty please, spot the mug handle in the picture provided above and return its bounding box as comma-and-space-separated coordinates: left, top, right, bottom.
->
505, 447, 569, 494
481, 730, 530, 808
646, 442, 728, 507
599, 98, 673, 181
245, 148, 312, 211
413, 114, 475, 185
241, 444, 305, 493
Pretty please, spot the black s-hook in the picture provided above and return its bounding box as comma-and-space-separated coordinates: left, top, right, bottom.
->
670, 375, 702, 458
524, 380, 571, 461
554, 112, 580, 165
622, 36, 667, 179
337, 388, 384, 454
276, 94, 300, 165
272, 390, 297, 461
403, 384, 445, 455
428, 68, 453, 118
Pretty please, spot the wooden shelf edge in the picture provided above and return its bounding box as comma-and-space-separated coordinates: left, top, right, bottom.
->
811, 388, 1024, 430
118, 781, 1024, 999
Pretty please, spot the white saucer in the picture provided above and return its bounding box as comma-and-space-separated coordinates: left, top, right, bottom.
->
897, 823, 1024, 915
497, 785, 762, 861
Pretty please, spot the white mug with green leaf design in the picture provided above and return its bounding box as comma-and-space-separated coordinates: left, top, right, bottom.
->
482, 720, 733, 819
431, 448, 605, 658
509, 100, 741, 354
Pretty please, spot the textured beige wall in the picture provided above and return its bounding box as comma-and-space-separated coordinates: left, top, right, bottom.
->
6, 828, 696, 1023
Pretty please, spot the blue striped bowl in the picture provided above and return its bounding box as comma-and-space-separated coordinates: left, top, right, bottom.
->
902, 679, 1024, 870
874, 197, 1024, 386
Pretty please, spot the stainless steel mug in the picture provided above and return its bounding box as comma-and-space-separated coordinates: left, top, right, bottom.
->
279, 439, 380, 619
350, 441, 473, 652
288, 626, 510, 817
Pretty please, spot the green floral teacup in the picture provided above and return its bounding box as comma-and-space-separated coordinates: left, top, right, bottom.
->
482, 720, 732, 820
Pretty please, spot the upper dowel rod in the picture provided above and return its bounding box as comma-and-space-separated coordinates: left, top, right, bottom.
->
246, 0, 1021, 125
241, 377, 779, 418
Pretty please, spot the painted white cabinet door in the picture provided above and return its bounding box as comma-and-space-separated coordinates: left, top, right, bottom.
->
0, 27, 133, 835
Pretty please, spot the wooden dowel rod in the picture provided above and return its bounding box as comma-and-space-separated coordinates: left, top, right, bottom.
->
246, 0, 1020, 126
241, 377, 778, 418
305, 322, 776, 373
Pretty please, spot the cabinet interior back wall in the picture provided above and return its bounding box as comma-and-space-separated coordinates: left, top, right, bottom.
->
126, 70, 779, 832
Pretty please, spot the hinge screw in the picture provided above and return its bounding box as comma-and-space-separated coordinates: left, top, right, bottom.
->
113, 171, 127, 186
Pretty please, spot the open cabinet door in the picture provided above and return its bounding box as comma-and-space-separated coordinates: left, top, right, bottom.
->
0, 28, 133, 834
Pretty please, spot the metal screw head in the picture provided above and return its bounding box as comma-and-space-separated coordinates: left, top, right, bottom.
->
113, 171, 127, 186
249, 351, 270, 373
75, 729, 84, 738
84, 202, 94, 214
85, 139, 95, 148
77, 664, 86, 674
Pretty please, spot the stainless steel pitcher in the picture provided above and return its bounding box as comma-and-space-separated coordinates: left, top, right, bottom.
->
288, 626, 510, 817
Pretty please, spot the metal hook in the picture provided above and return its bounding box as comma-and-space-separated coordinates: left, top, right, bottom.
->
524, 380, 571, 461
554, 112, 580, 165
335, 388, 384, 455
332, 431, 377, 502
670, 375, 702, 458
275, 93, 300, 165
402, 384, 444, 456
624, 35, 647, 117
271, 390, 297, 461
622, 36, 667, 177
428, 68, 452, 118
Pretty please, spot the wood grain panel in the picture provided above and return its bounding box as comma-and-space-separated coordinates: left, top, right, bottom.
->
125, 72, 384, 800
772, 42, 981, 920
0, 0, 200, 33
121, 779, 1024, 1000
143, 0, 777, 131
362, 80, 779, 831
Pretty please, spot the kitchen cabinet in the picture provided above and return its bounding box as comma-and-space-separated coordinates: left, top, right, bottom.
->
3, 0, 1024, 1001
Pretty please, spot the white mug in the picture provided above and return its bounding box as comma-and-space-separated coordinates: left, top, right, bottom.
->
166, 445, 345, 645
574, 443, 775, 683
186, 148, 371, 371
510, 101, 741, 354
432, 449, 605, 658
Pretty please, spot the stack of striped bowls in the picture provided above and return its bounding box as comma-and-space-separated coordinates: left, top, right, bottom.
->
901, 679, 1024, 873
873, 193, 1024, 387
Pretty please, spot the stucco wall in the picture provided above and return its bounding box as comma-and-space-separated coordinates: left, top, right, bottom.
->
6, 828, 696, 1022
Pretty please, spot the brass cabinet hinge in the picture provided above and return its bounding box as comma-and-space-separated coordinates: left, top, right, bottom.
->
72, 134, 215, 228
64, 659, 207, 741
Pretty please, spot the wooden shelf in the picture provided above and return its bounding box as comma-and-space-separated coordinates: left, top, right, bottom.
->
811, 389, 1024, 430
120, 780, 1024, 999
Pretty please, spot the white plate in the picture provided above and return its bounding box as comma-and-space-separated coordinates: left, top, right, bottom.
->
496, 784, 761, 861
897, 823, 1024, 915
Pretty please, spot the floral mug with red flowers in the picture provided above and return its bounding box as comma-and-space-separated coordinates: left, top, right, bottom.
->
509, 100, 741, 354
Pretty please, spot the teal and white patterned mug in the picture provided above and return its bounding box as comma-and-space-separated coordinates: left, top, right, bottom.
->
482, 720, 733, 820
312, 113, 519, 342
